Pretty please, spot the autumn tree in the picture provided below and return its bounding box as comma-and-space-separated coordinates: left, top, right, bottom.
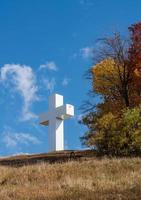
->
81, 22, 141, 156
128, 22, 141, 105
89, 29, 141, 113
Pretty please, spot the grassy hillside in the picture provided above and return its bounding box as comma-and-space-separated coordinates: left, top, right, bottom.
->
0, 158, 141, 200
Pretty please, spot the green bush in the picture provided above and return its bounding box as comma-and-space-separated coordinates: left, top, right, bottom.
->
80, 107, 141, 156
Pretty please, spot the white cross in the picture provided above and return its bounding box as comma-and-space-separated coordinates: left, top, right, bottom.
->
39, 94, 74, 152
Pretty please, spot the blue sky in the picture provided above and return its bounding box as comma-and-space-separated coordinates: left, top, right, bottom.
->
0, 0, 141, 156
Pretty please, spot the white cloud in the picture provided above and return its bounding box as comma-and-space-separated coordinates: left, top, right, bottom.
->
3, 135, 17, 148
3, 132, 40, 148
0, 64, 38, 121
62, 78, 71, 86
80, 47, 93, 59
16, 133, 40, 144
43, 77, 56, 93
39, 61, 58, 71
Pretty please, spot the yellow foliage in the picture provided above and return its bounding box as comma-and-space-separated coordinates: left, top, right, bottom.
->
98, 112, 117, 129
134, 68, 141, 77
91, 58, 123, 95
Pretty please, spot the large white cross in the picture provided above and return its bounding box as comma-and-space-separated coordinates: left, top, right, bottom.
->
39, 94, 74, 152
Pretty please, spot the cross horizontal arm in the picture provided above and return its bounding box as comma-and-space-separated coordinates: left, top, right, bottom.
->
56, 104, 74, 120
40, 112, 50, 126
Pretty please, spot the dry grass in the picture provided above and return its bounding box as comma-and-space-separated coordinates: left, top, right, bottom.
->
0, 157, 141, 199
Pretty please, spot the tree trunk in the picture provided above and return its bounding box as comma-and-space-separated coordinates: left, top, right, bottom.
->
123, 85, 130, 107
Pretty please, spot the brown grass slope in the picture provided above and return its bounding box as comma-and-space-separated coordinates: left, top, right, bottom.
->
0, 158, 141, 200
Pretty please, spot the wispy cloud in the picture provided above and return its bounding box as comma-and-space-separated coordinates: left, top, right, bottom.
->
39, 61, 58, 71
43, 77, 56, 93
3, 134, 17, 148
62, 78, 71, 86
80, 47, 93, 59
71, 46, 93, 60
0, 64, 38, 121
3, 131, 40, 148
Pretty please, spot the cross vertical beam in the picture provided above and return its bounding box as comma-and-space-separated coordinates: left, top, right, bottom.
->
48, 94, 64, 151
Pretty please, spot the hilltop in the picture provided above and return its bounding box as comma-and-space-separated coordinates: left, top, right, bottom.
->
0, 157, 141, 200
0, 150, 95, 167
